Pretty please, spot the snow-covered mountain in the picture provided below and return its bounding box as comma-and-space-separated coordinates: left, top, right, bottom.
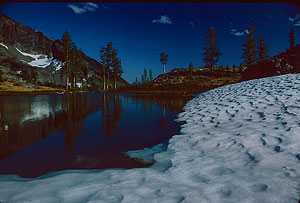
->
0, 74, 299, 202
0, 13, 128, 88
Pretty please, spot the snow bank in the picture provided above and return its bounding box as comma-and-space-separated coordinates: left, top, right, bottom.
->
16, 48, 63, 69
0, 74, 299, 203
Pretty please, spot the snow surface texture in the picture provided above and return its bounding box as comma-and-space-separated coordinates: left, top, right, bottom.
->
0, 74, 299, 203
16, 48, 63, 69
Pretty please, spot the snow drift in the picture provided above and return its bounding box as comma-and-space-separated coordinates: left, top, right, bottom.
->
0, 74, 299, 203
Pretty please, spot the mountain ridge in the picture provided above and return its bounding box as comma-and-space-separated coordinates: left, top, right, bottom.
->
0, 13, 128, 90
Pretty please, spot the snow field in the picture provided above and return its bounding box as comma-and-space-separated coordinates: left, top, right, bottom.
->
0, 74, 299, 203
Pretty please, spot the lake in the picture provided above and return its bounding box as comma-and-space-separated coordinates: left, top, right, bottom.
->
0, 93, 192, 178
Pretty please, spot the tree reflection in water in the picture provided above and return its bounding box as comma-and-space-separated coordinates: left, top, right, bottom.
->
0, 93, 192, 178
101, 93, 123, 138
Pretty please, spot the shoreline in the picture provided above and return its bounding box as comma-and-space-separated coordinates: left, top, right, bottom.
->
0, 89, 200, 96
0, 85, 227, 96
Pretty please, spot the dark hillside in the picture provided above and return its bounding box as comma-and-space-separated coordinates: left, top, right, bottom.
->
241, 44, 300, 81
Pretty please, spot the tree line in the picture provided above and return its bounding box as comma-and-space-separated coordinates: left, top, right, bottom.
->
133, 68, 153, 85
99, 42, 123, 91
157, 25, 296, 76
200, 25, 271, 71
61, 31, 124, 91
61, 31, 86, 90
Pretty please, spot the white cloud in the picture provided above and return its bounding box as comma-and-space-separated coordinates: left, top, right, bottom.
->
67, 2, 99, 14
235, 32, 244, 36
152, 15, 172, 24
190, 21, 194, 27
67, 4, 86, 14
288, 14, 300, 26
294, 21, 300, 26
289, 14, 299, 22
230, 28, 246, 36
84, 2, 99, 11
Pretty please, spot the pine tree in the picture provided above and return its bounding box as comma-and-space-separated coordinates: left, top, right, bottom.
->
144, 69, 148, 83
149, 69, 153, 82
62, 31, 72, 89
77, 49, 85, 90
188, 62, 193, 78
160, 53, 168, 74
99, 42, 113, 91
99, 46, 106, 91
242, 26, 258, 67
31, 69, 38, 84
141, 69, 148, 84
141, 72, 145, 84
70, 42, 77, 89
239, 63, 243, 73
111, 48, 123, 89
232, 64, 237, 72
289, 27, 295, 49
106, 42, 113, 90
202, 26, 221, 72
257, 36, 269, 62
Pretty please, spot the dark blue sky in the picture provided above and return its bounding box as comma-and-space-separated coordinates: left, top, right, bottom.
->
1, 2, 299, 83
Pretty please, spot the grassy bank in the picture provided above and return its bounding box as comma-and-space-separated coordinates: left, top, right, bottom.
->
0, 73, 242, 96
0, 81, 65, 96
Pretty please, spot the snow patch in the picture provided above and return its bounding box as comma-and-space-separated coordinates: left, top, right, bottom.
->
0, 74, 300, 203
0, 42, 8, 49
16, 47, 42, 59
16, 48, 63, 69
28, 57, 53, 68
76, 82, 82, 88
52, 59, 63, 71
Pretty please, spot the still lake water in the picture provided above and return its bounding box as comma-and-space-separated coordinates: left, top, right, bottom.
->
0, 93, 191, 178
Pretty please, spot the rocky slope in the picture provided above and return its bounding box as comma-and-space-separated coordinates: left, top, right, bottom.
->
241, 44, 300, 81
151, 44, 300, 90
146, 67, 242, 94
0, 13, 128, 89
